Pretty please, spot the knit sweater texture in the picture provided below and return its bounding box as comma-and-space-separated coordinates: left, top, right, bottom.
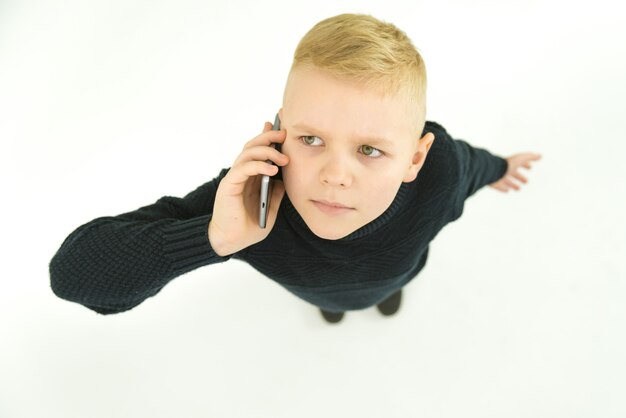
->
49, 121, 508, 314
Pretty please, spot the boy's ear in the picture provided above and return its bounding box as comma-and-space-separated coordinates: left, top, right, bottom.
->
403, 132, 435, 183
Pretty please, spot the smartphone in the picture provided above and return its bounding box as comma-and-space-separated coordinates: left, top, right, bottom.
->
259, 113, 281, 228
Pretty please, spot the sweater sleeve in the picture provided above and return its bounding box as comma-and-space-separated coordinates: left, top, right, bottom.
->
451, 138, 508, 199
49, 167, 232, 315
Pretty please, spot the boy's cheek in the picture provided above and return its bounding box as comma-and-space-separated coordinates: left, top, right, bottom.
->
280, 144, 300, 170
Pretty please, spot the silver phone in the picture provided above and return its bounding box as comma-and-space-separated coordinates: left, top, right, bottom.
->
259, 113, 281, 228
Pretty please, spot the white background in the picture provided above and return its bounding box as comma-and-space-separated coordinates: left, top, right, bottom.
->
2, 0, 625, 417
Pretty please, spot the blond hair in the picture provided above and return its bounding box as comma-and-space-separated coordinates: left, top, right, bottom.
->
286, 13, 427, 134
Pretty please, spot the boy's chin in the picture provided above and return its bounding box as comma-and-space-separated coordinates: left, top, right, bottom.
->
307, 223, 359, 241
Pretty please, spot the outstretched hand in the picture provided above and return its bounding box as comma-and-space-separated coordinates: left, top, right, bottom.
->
489, 152, 542, 192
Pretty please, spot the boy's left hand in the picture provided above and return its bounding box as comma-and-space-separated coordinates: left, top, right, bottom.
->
489, 152, 542, 192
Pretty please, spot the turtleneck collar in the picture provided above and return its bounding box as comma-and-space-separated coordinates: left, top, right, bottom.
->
280, 180, 411, 242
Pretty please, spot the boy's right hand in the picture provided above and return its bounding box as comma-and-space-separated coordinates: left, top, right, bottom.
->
208, 122, 289, 256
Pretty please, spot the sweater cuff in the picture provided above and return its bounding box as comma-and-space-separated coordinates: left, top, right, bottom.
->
496, 156, 509, 180
162, 215, 232, 273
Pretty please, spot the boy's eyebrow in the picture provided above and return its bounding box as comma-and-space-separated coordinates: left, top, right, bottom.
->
291, 122, 395, 147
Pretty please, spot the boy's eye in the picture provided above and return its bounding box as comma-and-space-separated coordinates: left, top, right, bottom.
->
359, 145, 382, 158
301, 136, 323, 146
299, 136, 383, 158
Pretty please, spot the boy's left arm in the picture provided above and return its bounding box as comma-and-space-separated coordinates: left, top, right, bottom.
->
452, 137, 541, 197
488, 152, 542, 192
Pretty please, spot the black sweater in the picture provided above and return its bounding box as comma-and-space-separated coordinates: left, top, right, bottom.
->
49, 121, 508, 314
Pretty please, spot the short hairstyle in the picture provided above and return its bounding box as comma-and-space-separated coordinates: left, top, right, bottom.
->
286, 13, 427, 135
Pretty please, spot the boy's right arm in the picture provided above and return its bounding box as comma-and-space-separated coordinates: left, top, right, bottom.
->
49, 122, 288, 315
208, 121, 288, 256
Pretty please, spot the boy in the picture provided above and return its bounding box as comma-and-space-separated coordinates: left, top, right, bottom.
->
49, 13, 541, 324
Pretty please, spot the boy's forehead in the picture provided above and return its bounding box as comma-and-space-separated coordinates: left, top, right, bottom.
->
283, 68, 418, 137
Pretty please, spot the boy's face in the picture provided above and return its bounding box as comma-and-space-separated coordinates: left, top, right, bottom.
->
279, 66, 434, 240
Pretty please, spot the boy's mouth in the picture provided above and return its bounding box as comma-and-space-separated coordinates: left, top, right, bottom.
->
311, 199, 355, 215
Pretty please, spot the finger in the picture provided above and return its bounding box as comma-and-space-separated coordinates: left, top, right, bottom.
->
518, 152, 541, 160
503, 177, 520, 190
243, 128, 287, 150
234, 145, 289, 166
523, 153, 542, 167
227, 161, 279, 185
511, 171, 528, 183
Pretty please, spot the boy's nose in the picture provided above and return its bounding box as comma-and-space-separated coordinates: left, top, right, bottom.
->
319, 158, 353, 188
